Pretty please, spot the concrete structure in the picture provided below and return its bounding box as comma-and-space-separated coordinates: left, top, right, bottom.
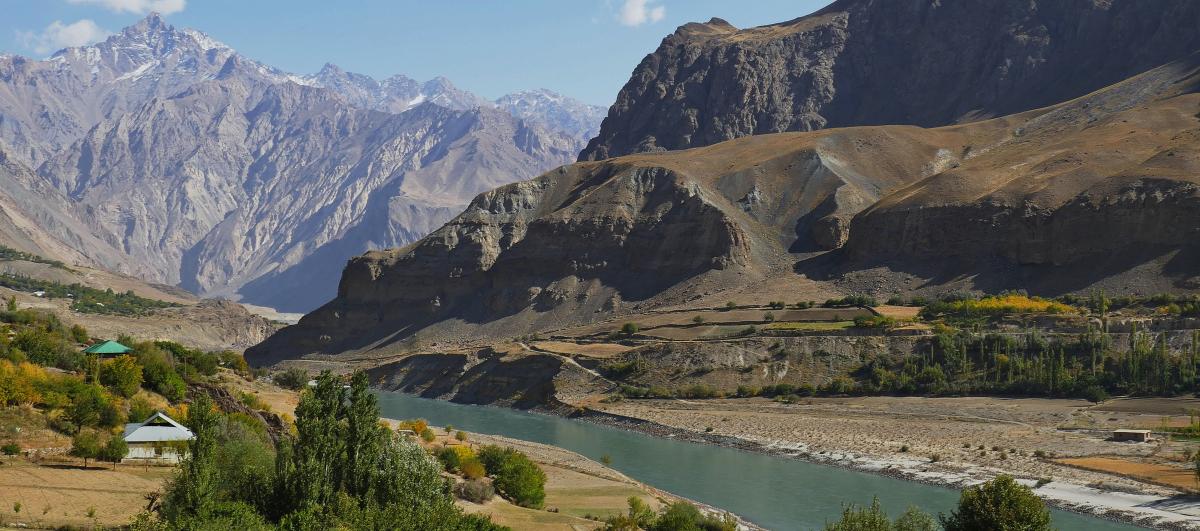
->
1112, 429, 1152, 442
122, 412, 194, 463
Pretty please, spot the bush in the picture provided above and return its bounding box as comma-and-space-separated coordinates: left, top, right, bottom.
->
420, 428, 436, 442
460, 458, 486, 480
69, 324, 89, 344
69, 384, 123, 429
478, 445, 546, 509
128, 396, 155, 423
455, 480, 495, 504
940, 475, 1051, 531
135, 346, 186, 402
651, 501, 736, 531
70, 430, 101, 467
853, 315, 896, 329
100, 435, 128, 467
1082, 385, 1109, 403
99, 355, 143, 398
273, 367, 308, 391
620, 322, 640, 336
1, 443, 19, 455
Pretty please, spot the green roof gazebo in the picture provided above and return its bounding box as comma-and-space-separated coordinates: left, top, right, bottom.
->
84, 340, 133, 357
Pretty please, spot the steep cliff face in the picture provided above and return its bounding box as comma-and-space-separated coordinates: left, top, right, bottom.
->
840, 54, 1200, 289
246, 123, 995, 364
580, 0, 1200, 160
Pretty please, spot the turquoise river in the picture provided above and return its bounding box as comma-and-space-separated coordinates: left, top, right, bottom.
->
375, 391, 1141, 530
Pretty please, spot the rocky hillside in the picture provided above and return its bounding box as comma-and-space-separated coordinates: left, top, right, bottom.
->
0, 14, 603, 312
249, 37, 1200, 366
247, 115, 1019, 364
834, 52, 1200, 294
580, 0, 1200, 160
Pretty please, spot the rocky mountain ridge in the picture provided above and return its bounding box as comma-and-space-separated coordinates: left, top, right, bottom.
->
249, 7, 1200, 364
580, 0, 1200, 160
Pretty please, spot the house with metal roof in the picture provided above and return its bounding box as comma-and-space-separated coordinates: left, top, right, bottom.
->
122, 412, 194, 463
83, 340, 133, 357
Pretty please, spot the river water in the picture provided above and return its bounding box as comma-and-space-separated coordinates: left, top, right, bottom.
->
375, 391, 1140, 531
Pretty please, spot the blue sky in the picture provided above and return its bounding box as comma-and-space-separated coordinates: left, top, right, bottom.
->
4, 0, 829, 105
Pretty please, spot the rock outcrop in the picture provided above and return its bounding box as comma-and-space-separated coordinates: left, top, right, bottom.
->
580, 0, 1200, 161
838, 53, 1200, 291
247, 122, 1001, 364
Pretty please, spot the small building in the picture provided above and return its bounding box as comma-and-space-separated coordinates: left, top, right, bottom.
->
1112, 429, 1152, 443
122, 412, 194, 463
83, 340, 133, 358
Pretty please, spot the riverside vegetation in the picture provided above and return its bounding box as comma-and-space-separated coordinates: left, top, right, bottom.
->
600, 474, 1051, 531
132, 372, 507, 530
610, 292, 1200, 403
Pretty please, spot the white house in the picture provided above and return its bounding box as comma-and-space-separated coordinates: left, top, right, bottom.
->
122, 412, 194, 463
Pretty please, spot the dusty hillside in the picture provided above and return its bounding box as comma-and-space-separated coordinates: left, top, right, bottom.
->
831, 52, 1200, 293
247, 114, 1019, 365
251, 41, 1200, 367
1, 258, 277, 351
581, 0, 1200, 160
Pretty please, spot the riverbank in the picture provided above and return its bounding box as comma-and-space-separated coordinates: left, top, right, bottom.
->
580, 396, 1200, 530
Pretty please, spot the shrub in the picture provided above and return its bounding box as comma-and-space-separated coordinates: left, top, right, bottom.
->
456, 430, 468, 442
420, 428, 436, 442
460, 458, 486, 480
853, 315, 896, 329
1082, 385, 1109, 403
620, 322, 640, 336
478, 445, 546, 508
128, 396, 155, 423
1, 443, 19, 455
651, 501, 737, 531
70, 430, 101, 467
69, 384, 123, 429
823, 497, 891, 531
437, 446, 463, 472
99, 355, 143, 398
69, 324, 89, 344
136, 346, 186, 402
940, 475, 1052, 531
100, 435, 128, 467
692, 315, 705, 324
218, 351, 251, 375
273, 368, 309, 391
455, 480, 495, 504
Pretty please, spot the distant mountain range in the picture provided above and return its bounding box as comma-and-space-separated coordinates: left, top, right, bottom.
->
0, 13, 606, 311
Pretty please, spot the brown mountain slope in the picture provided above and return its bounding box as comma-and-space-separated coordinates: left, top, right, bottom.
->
246, 115, 1021, 364
830, 53, 1200, 293
249, 49, 1200, 366
580, 0, 1200, 161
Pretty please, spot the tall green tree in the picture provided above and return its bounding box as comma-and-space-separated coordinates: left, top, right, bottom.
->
162, 394, 221, 523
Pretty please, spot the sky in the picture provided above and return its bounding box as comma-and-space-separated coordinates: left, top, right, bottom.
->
3, 0, 829, 105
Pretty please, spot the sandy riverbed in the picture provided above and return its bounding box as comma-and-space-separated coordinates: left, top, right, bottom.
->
591, 396, 1200, 530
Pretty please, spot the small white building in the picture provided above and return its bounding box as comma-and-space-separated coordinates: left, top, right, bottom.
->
122, 412, 194, 463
